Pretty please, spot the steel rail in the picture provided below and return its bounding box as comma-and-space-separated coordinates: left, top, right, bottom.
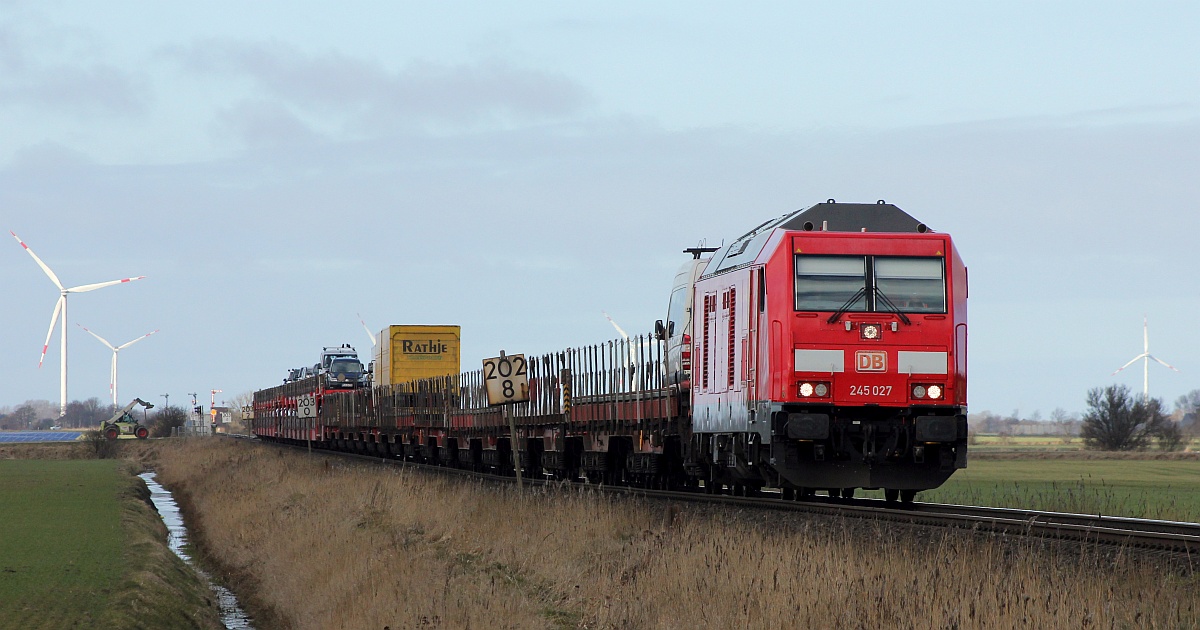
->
244, 436, 1200, 555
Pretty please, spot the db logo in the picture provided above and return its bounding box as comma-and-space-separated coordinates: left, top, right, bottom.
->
855, 350, 887, 372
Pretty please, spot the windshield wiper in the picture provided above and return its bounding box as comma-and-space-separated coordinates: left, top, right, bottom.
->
826, 287, 867, 324
873, 289, 912, 325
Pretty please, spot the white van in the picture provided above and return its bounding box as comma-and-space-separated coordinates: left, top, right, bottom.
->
657, 248, 718, 386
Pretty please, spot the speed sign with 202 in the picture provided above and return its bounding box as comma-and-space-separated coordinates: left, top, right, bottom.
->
482, 353, 529, 405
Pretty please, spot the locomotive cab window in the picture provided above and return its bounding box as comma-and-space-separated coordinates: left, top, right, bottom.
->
794, 255, 867, 311
874, 257, 945, 313
795, 254, 946, 314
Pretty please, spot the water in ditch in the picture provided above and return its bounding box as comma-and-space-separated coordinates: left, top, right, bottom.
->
140, 472, 254, 629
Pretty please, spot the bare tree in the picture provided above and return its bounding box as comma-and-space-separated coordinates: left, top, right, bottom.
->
8, 404, 36, 429
1177, 390, 1200, 436
1176, 390, 1200, 415
1081, 385, 1171, 451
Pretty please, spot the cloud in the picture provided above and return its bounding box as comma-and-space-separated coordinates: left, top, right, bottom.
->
0, 62, 148, 116
166, 40, 593, 131
213, 99, 324, 148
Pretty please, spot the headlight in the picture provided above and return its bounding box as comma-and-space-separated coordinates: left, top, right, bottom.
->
814, 383, 829, 397
927, 385, 942, 400
799, 382, 814, 397
860, 324, 881, 340
912, 385, 927, 399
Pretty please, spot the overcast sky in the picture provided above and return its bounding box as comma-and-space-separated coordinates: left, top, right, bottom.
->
2, 1, 1197, 418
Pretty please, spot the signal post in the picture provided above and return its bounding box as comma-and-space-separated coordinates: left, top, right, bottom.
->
482, 351, 530, 488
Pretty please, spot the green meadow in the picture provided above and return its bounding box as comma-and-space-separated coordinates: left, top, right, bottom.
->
902, 457, 1200, 522
0, 456, 221, 629
0, 460, 127, 627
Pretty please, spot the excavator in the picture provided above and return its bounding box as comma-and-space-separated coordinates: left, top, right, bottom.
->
101, 398, 154, 440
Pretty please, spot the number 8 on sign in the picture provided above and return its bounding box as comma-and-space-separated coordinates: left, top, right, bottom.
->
483, 352, 530, 405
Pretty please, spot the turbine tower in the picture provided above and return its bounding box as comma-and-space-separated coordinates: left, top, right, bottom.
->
1111, 316, 1179, 399
78, 325, 159, 407
11, 231, 146, 416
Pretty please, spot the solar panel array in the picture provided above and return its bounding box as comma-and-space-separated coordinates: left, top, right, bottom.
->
0, 431, 84, 443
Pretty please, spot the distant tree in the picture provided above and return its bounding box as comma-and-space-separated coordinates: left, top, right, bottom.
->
9, 404, 36, 429
63, 398, 111, 429
1176, 390, 1200, 416
1177, 390, 1200, 436
149, 405, 188, 438
226, 391, 254, 434
1157, 419, 1186, 451
1080, 385, 1170, 451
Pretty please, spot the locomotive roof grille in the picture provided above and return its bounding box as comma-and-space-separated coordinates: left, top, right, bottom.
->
702, 201, 934, 278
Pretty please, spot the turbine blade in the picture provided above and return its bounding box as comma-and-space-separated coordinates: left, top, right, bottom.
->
357, 313, 375, 346
1147, 355, 1181, 372
39, 297, 63, 367
116, 329, 158, 350
77, 324, 116, 350
11, 231, 65, 290
1111, 354, 1148, 375
68, 276, 146, 293
603, 311, 630, 341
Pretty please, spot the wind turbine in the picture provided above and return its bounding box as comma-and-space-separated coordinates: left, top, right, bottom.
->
10, 231, 146, 416
1111, 316, 1180, 399
77, 325, 159, 407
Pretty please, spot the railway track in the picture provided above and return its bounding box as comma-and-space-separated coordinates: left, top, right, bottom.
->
247, 436, 1200, 556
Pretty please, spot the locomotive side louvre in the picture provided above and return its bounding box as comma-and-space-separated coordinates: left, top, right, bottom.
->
694, 271, 753, 433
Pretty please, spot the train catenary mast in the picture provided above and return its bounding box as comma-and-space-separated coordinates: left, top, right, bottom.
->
253, 201, 969, 500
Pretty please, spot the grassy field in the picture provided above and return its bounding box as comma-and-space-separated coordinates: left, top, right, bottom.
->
0, 454, 222, 629
147, 438, 1200, 629
0, 460, 126, 627
968, 434, 1200, 452
915, 458, 1200, 521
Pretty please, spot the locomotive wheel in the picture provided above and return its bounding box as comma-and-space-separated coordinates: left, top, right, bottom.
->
104, 427, 119, 440
884, 489, 900, 502
900, 490, 918, 503
135, 426, 149, 439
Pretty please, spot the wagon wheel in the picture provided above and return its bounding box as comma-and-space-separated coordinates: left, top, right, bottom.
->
884, 489, 900, 502
840, 488, 856, 499
900, 489, 918, 503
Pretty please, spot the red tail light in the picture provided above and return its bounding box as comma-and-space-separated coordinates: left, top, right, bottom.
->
682, 333, 692, 370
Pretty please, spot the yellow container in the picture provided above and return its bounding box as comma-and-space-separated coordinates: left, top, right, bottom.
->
374, 325, 461, 386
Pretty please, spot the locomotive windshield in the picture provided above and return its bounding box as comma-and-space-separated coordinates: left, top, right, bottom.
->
795, 254, 945, 313
874, 257, 945, 313
794, 256, 868, 311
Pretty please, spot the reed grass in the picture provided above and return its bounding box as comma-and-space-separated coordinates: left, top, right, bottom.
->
149, 439, 1200, 629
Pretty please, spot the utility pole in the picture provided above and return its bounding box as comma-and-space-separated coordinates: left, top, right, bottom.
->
161, 393, 169, 410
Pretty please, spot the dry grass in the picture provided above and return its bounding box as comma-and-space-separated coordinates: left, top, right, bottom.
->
149, 439, 1200, 629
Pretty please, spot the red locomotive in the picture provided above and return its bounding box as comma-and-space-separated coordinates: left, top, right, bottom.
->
253, 201, 968, 501
689, 200, 967, 501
